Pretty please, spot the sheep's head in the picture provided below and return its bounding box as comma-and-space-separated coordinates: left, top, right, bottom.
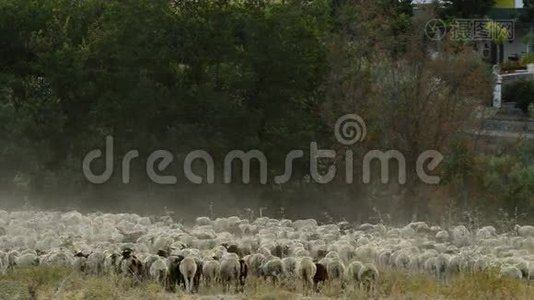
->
157, 249, 168, 258
121, 248, 133, 258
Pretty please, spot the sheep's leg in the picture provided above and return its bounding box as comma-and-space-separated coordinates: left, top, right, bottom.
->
193, 276, 200, 293
168, 278, 176, 293
239, 276, 245, 293
309, 277, 315, 294
184, 277, 190, 293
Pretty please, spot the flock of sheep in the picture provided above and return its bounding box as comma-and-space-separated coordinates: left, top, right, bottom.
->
1, 209, 534, 296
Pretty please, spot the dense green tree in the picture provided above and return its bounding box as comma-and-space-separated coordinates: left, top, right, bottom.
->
0, 0, 332, 196
523, 0, 534, 22
440, 0, 496, 19
1, 0, 530, 222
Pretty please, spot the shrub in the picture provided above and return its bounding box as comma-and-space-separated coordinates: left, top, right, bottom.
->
500, 61, 525, 72
502, 80, 534, 112
472, 142, 534, 217
521, 53, 534, 66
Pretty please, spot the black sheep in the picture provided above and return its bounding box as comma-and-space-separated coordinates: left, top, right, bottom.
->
166, 255, 185, 292
313, 263, 328, 292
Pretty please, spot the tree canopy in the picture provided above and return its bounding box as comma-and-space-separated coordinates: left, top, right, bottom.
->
440, 0, 496, 19
4, 0, 530, 224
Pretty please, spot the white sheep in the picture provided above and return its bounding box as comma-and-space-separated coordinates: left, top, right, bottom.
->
151, 235, 174, 254
222, 252, 239, 261
377, 250, 392, 268
179, 256, 198, 293
393, 251, 411, 270
354, 245, 376, 264
15, 252, 39, 267
293, 219, 318, 231
60, 211, 83, 227
502, 257, 529, 278
103, 252, 121, 274
260, 257, 284, 284
220, 256, 241, 293
296, 256, 316, 294
325, 250, 340, 260
86, 251, 106, 275
195, 217, 212, 226
326, 258, 346, 286
500, 265, 523, 279
248, 253, 266, 277
41, 250, 74, 266
148, 256, 169, 286
358, 223, 376, 232
528, 262, 534, 280
202, 259, 221, 286
345, 260, 364, 286
515, 225, 534, 238
435, 230, 450, 243
472, 257, 489, 273
282, 256, 297, 278
408, 221, 431, 233
476, 226, 497, 240
450, 226, 471, 247
358, 263, 379, 293
434, 253, 450, 281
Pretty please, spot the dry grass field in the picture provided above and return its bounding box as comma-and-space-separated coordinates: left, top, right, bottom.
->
1, 266, 532, 300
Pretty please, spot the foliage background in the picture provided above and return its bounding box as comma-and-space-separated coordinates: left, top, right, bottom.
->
1, 0, 531, 224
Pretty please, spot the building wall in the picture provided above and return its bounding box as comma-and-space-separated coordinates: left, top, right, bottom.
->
494, 0, 524, 8
495, 0, 515, 8
504, 31, 529, 60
